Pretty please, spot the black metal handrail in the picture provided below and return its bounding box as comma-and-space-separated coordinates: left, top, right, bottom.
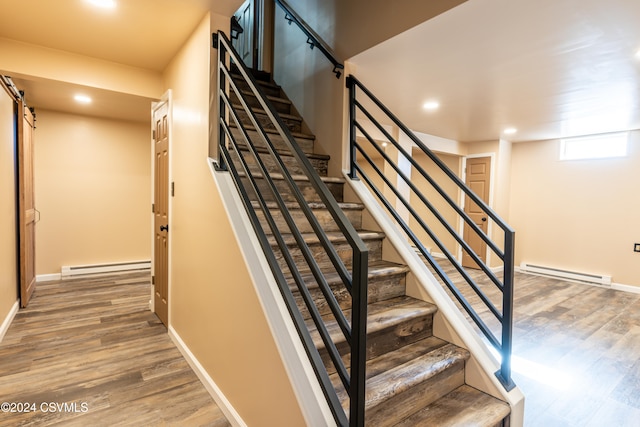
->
274, 0, 344, 78
347, 75, 516, 391
215, 31, 368, 426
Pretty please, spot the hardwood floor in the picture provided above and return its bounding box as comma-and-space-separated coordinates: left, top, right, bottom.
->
0, 272, 230, 427
509, 274, 640, 427
1, 267, 638, 426
430, 259, 640, 426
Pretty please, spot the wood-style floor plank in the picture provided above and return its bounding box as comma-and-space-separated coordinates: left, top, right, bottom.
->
427, 258, 640, 426
3, 266, 639, 426
0, 272, 230, 427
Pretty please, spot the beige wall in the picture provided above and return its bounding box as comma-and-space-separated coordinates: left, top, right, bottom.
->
34, 110, 151, 274
273, 0, 467, 60
271, 0, 467, 177
410, 150, 462, 257
509, 132, 640, 287
0, 85, 18, 323
165, 13, 305, 425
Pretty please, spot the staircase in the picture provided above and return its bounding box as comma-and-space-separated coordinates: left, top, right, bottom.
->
225, 68, 511, 426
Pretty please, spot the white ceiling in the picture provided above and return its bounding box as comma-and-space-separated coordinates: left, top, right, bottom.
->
0, 0, 240, 71
350, 0, 640, 143
0, 0, 242, 122
2, 0, 640, 140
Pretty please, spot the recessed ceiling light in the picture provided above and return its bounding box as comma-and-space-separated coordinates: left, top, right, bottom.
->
503, 127, 517, 135
422, 101, 440, 111
381, 142, 388, 147
86, 0, 116, 9
74, 94, 92, 104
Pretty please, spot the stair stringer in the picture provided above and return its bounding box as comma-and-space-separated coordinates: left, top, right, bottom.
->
343, 174, 526, 427
210, 160, 338, 427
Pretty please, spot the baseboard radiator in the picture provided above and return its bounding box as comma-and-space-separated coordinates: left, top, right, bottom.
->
61, 260, 151, 277
519, 263, 612, 286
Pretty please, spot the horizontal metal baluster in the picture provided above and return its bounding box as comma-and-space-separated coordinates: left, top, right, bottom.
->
354, 101, 504, 262
351, 75, 513, 236
354, 163, 502, 349
355, 122, 504, 292
355, 144, 503, 322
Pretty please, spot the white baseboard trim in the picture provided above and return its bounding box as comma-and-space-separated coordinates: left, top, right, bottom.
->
612, 282, 640, 294
516, 268, 640, 294
168, 325, 247, 427
37, 273, 62, 282
0, 300, 19, 343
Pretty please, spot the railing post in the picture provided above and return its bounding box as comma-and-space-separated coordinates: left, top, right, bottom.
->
347, 76, 358, 180
350, 249, 368, 426
217, 35, 228, 171
497, 230, 516, 391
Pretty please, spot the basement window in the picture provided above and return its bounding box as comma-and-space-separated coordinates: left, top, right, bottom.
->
560, 132, 629, 160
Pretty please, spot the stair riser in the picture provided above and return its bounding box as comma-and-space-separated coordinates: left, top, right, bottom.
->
229, 128, 315, 154
241, 176, 344, 203
272, 236, 383, 276
294, 271, 407, 320
241, 150, 328, 177
234, 107, 302, 134
321, 309, 435, 375
230, 91, 291, 115
232, 78, 282, 98
256, 206, 362, 234
367, 362, 465, 427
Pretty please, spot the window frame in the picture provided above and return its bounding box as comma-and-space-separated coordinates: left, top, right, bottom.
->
559, 132, 629, 161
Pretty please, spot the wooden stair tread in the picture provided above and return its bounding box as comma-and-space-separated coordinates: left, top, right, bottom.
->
307, 296, 438, 349
234, 88, 292, 105
288, 260, 409, 291
395, 385, 510, 427
329, 337, 470, 413
267, 230, 385, 247
231, 103, 302, 122
363, 342, 469, 409
232, 141, 329, 160
251, 200, 363, 211
229, 124, 316, 141
237, 170, 344, 184
230, 72, 281, 90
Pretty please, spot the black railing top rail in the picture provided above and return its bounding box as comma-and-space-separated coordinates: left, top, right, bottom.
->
216, 30, 369, 426
274, 0, 344, 78
347, 75, 516, 391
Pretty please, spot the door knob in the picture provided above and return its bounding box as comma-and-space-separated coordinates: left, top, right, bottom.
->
160, 225, 169, 232
481, 217, 487, 222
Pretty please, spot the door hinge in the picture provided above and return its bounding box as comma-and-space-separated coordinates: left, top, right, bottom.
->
151, 275, 155, 285
153, 130, 156, 140
171, 182, 175, 197
152, 203, 155, 213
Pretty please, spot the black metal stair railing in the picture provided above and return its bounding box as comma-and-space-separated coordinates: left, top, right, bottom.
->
347, 75, 516, 391
215, 31, 368, 426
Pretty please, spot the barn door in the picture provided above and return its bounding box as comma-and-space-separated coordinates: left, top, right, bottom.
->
18, 102, 36, 307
